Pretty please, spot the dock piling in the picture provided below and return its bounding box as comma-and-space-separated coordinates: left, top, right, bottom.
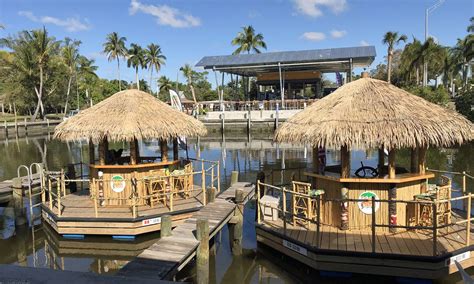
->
161, 215, 172, 237
231, 189, 244, 256
12, 178, 26, 226
230, 171, 239, 186
196, 218, 209, 284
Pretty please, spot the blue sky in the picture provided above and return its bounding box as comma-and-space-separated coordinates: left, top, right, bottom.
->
0, 0, 472, 88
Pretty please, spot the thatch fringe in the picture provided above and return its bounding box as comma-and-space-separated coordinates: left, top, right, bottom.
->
54, 89, 207, 143
275, 78, 473, 149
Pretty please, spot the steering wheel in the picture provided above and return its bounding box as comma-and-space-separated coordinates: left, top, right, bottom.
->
355, 162, 378, 178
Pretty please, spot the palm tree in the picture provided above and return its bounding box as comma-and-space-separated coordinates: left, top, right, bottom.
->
467, 17, 474, 33
452, 35, 474, 86
400, 37, 423, 85
231, 25, 267, 55
1, 27, 59, 120
61, 38, 81, 114
103, 32, 127, 91
127, 43, 145, 90
231, 26, 267, 97
158, 76, 173, 93
180, 64, 197, 104
382, 31, 407, 83
144, 44, 166, 93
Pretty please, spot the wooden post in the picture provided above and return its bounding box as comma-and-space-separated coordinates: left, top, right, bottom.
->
161, 215, 172, 237
232, 189, 244, 255
378, 148, 385, 177
432, 202, 438, 256
92, 179, 98, 217
467, 194, 471, 247
410, 148, 418, 173
340, 145, 350, 178
313, 146, 320, 174
12, 178, 26, 226
418, 146, 427, 175
208, 186, 216, 203
173, 138, 179, 161
196, 219, 209, 284
57, 173, 61, 217
231, 171, 239, 186
316, 195, 321, 247
130, 138, 138, 165
160, 139, 168, 162
4, 120, 8, 137
88, 139, 95, 164
388, 149, 396, 178
371, 196, 376, 253
48, 178, 52, 211
24, 118, 27, 136
99, 138, 107, 165
463, 172, 467, 211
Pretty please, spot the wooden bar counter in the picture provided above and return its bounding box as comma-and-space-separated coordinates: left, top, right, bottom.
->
304, 171, 435, 231
90, 160, 181, 206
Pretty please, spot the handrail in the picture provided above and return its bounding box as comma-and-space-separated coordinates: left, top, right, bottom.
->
256, 180, 474, 257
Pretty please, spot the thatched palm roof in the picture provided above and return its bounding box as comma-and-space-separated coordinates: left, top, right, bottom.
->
54, 89, 207, 142
275, 77, 473, 149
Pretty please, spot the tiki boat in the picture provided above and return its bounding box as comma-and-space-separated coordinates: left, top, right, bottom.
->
39, 89, 220, 237
256, 74, 474, 279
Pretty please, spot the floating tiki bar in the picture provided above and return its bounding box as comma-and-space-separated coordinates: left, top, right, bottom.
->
256, 74, 474, 279
45, 89, 210, 236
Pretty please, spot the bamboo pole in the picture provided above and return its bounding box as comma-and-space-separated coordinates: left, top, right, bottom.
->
257, 181, 261, 224
340, 145, 350, 178
467, 193, 471, 247
418, 146, 427, 175
48, 178, 52, 210
388, 149, 396, 178
217, 161, 221, 193
433, 202, 438, 256
130, 139, 137, 165
201, 160, 206, 205
99, 138, 107, 165
161, 139, 168, 162
57, 175, 61, 217
92, 179, 98, 217
283, 186, 287, 234
173, 138, 179, 161
371, 196, 376, 253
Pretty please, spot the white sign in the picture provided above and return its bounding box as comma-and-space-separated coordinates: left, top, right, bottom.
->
358, 191, 380, 215
445, 251, 470, 266
283, 240, 308, 256
110, 175, 126, 193
142, 217, 162, 226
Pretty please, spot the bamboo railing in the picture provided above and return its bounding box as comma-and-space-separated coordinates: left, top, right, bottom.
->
256, 180, 474, 257
41, 158, 221, 219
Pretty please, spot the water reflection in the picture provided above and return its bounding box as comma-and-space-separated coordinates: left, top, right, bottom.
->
0, 132, 472, 283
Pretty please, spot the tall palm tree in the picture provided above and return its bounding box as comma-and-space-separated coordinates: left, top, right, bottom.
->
158, 76, 173, 93
382, 31, 407, 83
231, 25, 267, 55
400, 37, 423, 85
452, 35, 474, 86
127, 43, 145, 90
180, 64, 197, 104
144, 44, 166, 93
103, 32, 127, 91
1, 27, 59, 120
62, 38, 81, 114
231, 25, 267, 97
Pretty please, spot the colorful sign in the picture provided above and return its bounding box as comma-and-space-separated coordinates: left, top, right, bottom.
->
142, 217, 162, 226
358, 191, 380, 214
110, 175, 126, 193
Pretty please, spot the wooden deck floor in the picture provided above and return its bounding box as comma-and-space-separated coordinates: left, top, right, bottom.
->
118, 182, 255, 280
45, 187, 204, 220
261, 217, 474, 257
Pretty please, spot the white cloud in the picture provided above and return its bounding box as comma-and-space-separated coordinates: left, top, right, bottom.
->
301, 32, 326, 41
129, 0, 201, 28
360, 40, 369, 46
18, 11, 90, 32
330, 29, 346, 38
292, 0, 347, 17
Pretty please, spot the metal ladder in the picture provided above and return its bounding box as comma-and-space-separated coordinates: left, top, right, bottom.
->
18, 163, 45, 268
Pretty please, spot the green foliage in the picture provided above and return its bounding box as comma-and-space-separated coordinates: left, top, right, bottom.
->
403, 85, 450, 106
231, 25, 267, 55
455, 88, 474, 121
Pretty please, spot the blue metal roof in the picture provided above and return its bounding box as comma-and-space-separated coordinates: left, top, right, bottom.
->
195, 46, 376, 69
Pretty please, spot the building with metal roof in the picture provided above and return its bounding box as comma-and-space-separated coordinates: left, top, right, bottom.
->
195, 46, 376, 76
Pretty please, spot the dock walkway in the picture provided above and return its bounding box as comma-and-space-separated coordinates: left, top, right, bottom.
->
118, 182, 255, 280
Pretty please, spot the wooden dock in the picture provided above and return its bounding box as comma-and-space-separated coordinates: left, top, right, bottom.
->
118, 182, 255, 280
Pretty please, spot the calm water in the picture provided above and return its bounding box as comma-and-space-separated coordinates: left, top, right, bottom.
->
0, 131, 473, 283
